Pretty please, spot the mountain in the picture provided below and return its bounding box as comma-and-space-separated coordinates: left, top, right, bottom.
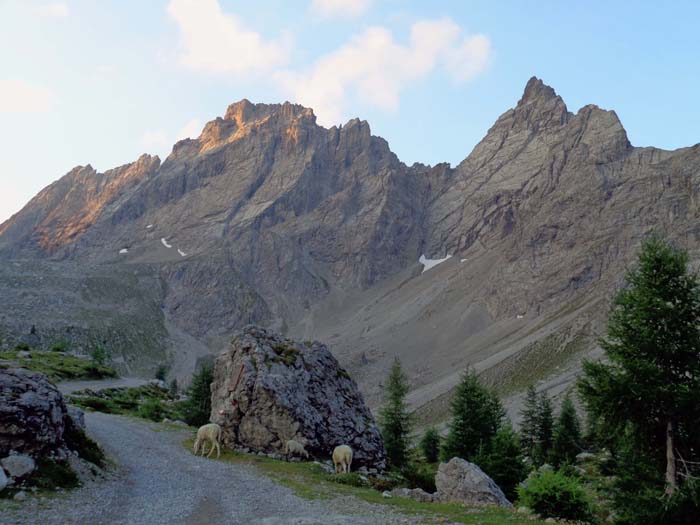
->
2, 77, 699, 421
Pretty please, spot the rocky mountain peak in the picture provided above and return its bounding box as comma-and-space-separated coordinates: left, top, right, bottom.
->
223, 99, 316, 127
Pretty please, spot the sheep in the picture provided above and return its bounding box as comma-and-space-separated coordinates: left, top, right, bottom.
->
332, 444, 353, 474
284, 439, 310, 461
193, 423, 222, 458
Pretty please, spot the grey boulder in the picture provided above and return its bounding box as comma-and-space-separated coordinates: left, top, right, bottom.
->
435, 457, 513, 508
1, 454, 36, 481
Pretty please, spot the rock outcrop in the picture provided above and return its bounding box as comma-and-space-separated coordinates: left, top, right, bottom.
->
210, 326, 387, 470
0, 367, 72, 458
435, 458, 512, 508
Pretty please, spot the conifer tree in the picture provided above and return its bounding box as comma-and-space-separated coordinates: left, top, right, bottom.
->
477, 423, 528, 501
550, 396, 581, 467
420, 427, 441, 463
379, 358, 411, 468
520, 385, 539, 460
442, 370, 504, 461
533, 392, 554, 466
182, 365, 214, 427
579, 236, 700, 500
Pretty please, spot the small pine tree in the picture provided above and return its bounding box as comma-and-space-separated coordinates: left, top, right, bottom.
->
169, 378, 179, 395
550, 396, 581, 467
476, 423, 528, 501
442, 370, 504, 461
182, 365, 214, 427
155, 364, 167, 381
533, 392, 554, 466
379, 359, 411, 468
420, 427, 441, 463
90, 346, 108, 366
520, 385, 539, 461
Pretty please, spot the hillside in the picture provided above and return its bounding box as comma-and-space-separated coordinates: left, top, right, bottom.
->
2, 77, 699, 421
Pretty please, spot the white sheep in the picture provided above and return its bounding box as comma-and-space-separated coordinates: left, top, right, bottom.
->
284, 439, 310, 461
332, 444, 353, 473
193, 423, 222, 458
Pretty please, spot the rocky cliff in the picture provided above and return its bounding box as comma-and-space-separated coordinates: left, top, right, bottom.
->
1, 78, 698, 421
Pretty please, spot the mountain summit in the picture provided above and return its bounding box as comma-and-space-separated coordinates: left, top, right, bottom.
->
2, 78, 699, 418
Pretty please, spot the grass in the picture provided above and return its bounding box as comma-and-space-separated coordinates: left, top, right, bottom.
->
182, 438, 546, 524
67, 383, 182, 422
0, 349, 117, 382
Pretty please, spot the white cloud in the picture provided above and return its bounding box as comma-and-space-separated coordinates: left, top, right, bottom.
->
310, 0, 372, 19
175, 118, 202, 141
35, 2, 69, 18
0, 79, 54, 113
276, 18, 491, 126
167, 0, 290, 75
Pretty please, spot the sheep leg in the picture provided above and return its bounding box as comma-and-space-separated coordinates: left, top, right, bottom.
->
207, 440, 215, 458
216, 440, 221, 458
193, 438, 200, 455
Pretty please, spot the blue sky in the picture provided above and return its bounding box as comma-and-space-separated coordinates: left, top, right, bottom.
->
1, 0, 699, 223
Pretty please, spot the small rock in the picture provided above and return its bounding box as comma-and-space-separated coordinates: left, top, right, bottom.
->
382, 491, 392, 498
575, 452, 595, 463
1, 454, 36, 481
13, 490, 28, 501
435, 457, 512, 508
391, 487, 436, 503
67, 405, 86, 431
517, 506, 530, 514
16, 351, 31, 359
545, 518, 557, 523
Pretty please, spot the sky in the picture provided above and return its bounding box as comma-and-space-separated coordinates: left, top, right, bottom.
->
1, 1, 699, 223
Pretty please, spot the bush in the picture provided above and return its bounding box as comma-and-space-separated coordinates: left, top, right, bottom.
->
476, 424, 527, 501
155, 364, 167, 381
28, 459, 80, 490
517, 469, 595, 523
51, 340, 68, 352
328, 472, 370, 487
420, 428, 441, 463
14, 342, 30, 351
90, 346, 108, 366
400, 462, 437, 493
138, 399, 165, 422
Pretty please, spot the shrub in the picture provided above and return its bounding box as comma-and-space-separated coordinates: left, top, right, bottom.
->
476, 424, 527, 501
517, 469, 595, 523
400, 462, 437, 493
51, 340, 68, 352
155, 364, 168, 381
420, 427, 441, 463
14, 342, 30, 351
138, 399, 165, 422
90, 346, 108, 365
328, 472, 370, 487
28, 459, 80, 490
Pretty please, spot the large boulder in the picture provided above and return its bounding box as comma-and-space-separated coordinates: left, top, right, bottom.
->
435, 457, 513, 508
211, 326, 387, 470
1, 454, 36, 482
0, 367, 71, 458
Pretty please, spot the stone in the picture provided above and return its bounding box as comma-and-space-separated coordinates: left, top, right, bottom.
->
0, 466, 7, 492
575, 452, 595, 463
0, 368, 70, 458
13, 490, 27, 501
1, 454, 36, 481
211, 326, 387, 470
390, 487, 437, 503
16, 351, 31, 359
67, 406, 86, 431
382, 490, 392, 498
435, 457, 513, 508
545, 518, 557, 523
517, 506, 530, 514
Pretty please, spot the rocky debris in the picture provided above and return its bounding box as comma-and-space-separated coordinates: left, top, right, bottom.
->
0, 368, 71, 458
13, 489, 28, 501
435, 458, 513, 508
390, 487, 437, 503
0, 466, 8, 492
575, 452, 595, 463
211, 326, 387, 470
1, 454, 36, 482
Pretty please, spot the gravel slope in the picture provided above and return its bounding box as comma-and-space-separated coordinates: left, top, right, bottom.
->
2, 413, 426, 525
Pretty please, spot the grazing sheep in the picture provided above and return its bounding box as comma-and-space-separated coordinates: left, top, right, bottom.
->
193, 423, 222, 458
285, 439, 310, 461
332, 444, 353, 473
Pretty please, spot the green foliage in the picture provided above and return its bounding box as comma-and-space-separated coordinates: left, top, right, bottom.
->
154, 364, 168, 381
89, 345, 108, 366
328, 472, 370, 487
533, 392, 554, 467
169, 378, 179, 394
578, 237, 700, 505
420, 427, 441, 463
520, 385, 539, 460
51, 340, 68, 352
0, 349, 117, 381
68, 383, 180, 422
400, 461, 437, 493
550, 396, 582, 467
181, 365, 214, 427
442, 370, 503, 461
27, 459, 80, 490
475, 424, 527, 501
64, 424, 106, 467
138, 399, 165, 421
380, 359, 411, 468
14, 342, 30, 351
517, 469, 595, 523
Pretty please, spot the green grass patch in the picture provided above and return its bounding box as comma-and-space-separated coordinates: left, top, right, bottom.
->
0, 349, 117, 382
68, 383, 182, 422
27, 459, 80, 490
181, 438, 546, 524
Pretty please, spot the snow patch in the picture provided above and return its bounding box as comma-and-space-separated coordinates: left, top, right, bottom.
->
119, 248, 128, 254
177, 249, 187, 257
146, 224, 153, 229
161, 238, 172, 248
419, 254, 452, 274
460, 258, 467, 263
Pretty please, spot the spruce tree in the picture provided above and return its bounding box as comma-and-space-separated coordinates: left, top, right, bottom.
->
442, 370, 504, 461
578, 237, 700, 500
182, 365, 214, 427
533, 392, 554, 466
379, 358, 411, 468
550, 396, 581, 467
520, 385, 539, 461
420, 427, 441, 463
477, 423, 528, 501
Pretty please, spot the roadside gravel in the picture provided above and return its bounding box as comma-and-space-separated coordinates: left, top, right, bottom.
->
1, 412, 433, 525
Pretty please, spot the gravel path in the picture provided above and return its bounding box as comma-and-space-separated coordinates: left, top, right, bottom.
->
57, 377, 149, 395
2, 413, 430, 525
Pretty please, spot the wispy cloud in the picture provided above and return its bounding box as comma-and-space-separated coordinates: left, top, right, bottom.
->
167, 0, 290, 75
34, 2, 69, 18
140, 117, 203, 157
175, 118, 202, 141
310, 0, 372, 19
0, 79, 54, 113
276, 18, 491, 126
